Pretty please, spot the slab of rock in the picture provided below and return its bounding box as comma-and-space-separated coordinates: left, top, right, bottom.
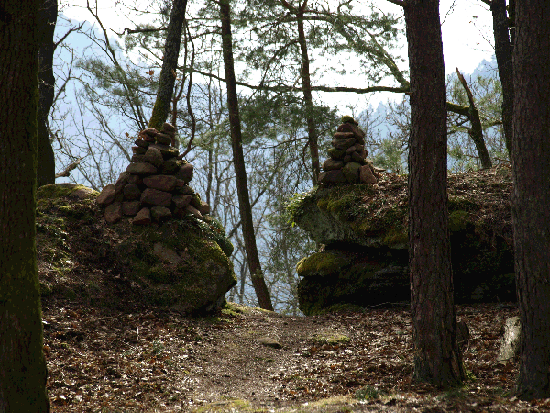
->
186, 204, 203, 219
172, 194, 193, 209
132, 146, 147, 154
174, 183, 194, 195
104, 202, 123, 223
333, 131, 356, 140
333, 138, 357, 151
318, 169, 347, 185
328, 148, 346, 160
96, 184, 116, 207
143, 174, 177, 192
123, 183, 142, 200
115, 172, 130, 193
161, 122, 176, 135
198, 201, 211, 216
342, 162, 361, 183
126, 162, 158, 175
132, 207, 151, 225
143, 147, 164, 168
149, 144, 179, 159
159, 158, 182, 174
127, 174, 143, 185
151, 206, 172, 222
135, 138, 150, 148
141, 188, 172, 207
497, 316, 521, 362
176, 162, 193, 184
359, 164, 378, 184
323, 159, 345, 172
156, 133, 172, 146
122, 201, 141, 216
153, 242, 182, 265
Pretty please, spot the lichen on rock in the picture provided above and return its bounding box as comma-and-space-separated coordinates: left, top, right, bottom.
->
36, 183, 236, 314
290, 166, 516, 315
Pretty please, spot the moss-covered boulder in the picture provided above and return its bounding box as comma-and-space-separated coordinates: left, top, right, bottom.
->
36, 183, 236, 313
289, 167, 516, 315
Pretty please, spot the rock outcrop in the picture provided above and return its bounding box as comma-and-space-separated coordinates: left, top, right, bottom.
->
37, 181, 235, 314
290, 167, 516, 315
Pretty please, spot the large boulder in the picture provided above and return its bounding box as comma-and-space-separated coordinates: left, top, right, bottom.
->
36, 183, 236, 314
289, 167, 516, 315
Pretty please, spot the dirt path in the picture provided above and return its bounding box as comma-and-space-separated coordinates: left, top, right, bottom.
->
41, 300, 550, 412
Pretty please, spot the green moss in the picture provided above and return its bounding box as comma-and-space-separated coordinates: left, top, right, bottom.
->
383, 227, 408, 247
448, 195, 478, 212
449, 210, 470, 232
296, 251, 349, 277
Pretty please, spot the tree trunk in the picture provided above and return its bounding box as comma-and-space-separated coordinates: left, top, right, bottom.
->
455, 69, 492, 169
148, 0, 188, 131
490, 0, 514, 156
404, 0, 465, 386
296, 7, 320, 185
219, 0, 274, 311
0, 2, 50, 411
511, 0, 550, 400
37, 0, 57, 187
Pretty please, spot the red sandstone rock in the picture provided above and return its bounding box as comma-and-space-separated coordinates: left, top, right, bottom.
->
132, 207, 151, 225
126, 162, 157, 175
151, 206, 172, 222
122, 201, 141, 216
140, 188, 172, 207
172, 194, 193, 209
359, 164, 378, 184
143, 174, 177, 192
123, 183, 142, 200
104, 202, 123, 223
96, 184, 116, 207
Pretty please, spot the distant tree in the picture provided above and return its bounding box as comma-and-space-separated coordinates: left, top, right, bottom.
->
388, 0, 465, 386
511, 0, 550, 400
0, 1, 50, 411
219, 0, 274, 311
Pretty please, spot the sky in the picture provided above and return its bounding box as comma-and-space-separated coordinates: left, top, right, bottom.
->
60, 0, 494, 112
58, 0, 496, 109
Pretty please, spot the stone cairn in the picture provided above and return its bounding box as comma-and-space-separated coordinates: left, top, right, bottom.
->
318, 116, 379, 186
96, 123, 210, 225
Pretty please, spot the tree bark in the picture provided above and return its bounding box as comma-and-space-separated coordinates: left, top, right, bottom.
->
219, 0, 274, 311
404, 0, 465, 386
37, 0, 57, 187
455, 69, 492, 169
0, 1, 50, 411
490, 0, 514, 156
511, 0, 550, 400
148, 0, 188, 131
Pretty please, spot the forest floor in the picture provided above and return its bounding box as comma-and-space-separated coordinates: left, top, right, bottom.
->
42, 297, 550, 412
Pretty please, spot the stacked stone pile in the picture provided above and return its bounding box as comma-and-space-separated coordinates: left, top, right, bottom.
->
96, 123, 210, 225
318, 116, 379, 186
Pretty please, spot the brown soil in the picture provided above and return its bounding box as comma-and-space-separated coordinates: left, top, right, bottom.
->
38, 168, 550, 412
43, 297, 550, 412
